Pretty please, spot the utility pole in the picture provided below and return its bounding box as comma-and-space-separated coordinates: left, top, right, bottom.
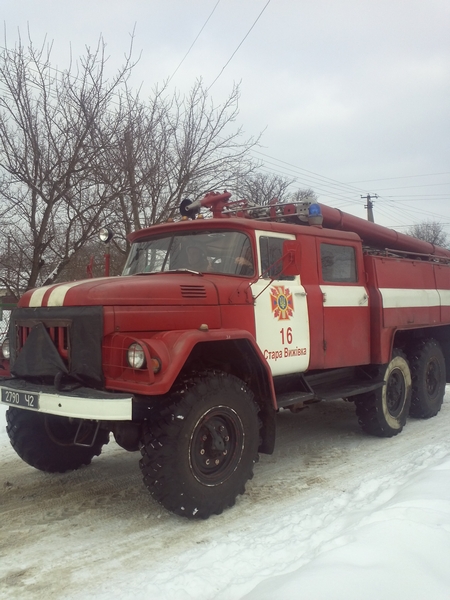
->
361, 193, 378, 223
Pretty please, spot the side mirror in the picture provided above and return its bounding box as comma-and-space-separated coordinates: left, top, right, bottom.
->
281, 240, 301, 276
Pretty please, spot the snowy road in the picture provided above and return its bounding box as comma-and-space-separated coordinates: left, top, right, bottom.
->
1, 393, 450, 599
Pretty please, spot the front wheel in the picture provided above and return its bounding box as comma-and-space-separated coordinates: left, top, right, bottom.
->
139, 372, 261, 519
6, 408, 110, 473
354, 350, 412, 437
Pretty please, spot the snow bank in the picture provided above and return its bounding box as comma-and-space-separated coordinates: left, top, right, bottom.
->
244, 455, 450, 600
2, 398, 450, 599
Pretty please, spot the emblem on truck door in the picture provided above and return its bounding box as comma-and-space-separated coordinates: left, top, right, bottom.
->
270, 285, 294, 321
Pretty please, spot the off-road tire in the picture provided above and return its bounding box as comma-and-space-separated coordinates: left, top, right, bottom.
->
6, 407, 109, 473
354, 349, 411, 437
407, 338, 446, 419
139, 371, 261, 519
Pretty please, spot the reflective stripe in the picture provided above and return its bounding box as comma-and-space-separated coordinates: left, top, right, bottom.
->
47, 282, 85, 306
320, 285, 368, 307
28, 277, 106, 307
438, 289, 450, 307
380, 288, 440, 309
29, 285, 53, 307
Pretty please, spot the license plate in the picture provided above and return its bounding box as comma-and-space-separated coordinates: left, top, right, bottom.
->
1, 388, 40, 410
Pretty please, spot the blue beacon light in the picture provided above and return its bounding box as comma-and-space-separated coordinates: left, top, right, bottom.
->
308, 203, 323, 226
308, 203, 322, 217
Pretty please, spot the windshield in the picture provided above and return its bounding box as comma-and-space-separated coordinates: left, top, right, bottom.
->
123, 230, 255, 277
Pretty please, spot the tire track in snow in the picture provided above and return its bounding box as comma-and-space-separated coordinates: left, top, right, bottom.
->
1, 397, 450, 599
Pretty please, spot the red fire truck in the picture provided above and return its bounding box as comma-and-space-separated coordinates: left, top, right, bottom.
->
1, 192, 449, 519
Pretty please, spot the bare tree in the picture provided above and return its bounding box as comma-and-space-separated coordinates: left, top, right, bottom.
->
0, 34, 136, 294
407, 221, 448, 248
234, 172, 295, 205
0, 38, 262, 294
56, 239, 126, 281
96, 80, 260, 252
287, 188, 318, 204
232, 173, 318, 216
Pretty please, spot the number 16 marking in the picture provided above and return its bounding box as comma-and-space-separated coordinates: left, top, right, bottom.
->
280, 327, 293, 344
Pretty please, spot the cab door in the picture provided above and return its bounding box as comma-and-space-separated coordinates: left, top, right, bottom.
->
252, 232, 310, 376
318, 239, 370, 368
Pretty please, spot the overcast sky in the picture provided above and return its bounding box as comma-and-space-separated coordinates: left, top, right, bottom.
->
2, 0, 450, 233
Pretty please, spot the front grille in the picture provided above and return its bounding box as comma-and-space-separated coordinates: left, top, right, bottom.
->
10, 306, 104, 388
17, 321, 71, 364
180, 285, 207, 298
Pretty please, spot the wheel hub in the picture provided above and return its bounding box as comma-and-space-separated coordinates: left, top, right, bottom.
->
189, 406, 244, 486
386, 368, 406, 416
426, 359, 439, 397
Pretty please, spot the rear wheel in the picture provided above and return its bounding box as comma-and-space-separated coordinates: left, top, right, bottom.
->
139, 371, 260, 519
407, 338, 446, 418
6, 408, 109, 473
354, 350, 411, 437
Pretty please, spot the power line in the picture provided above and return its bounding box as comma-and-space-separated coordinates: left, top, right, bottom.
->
2, 38, 450, 229
383, 194, 450, 199
377, 195, 449, 223
367, 182, 450, 191
207, 0, 271, 91
2, 42, 447, 207
346, 171, 450, 184
252, 150, 365, 195
248, 149, 374, 210
395, 222, 450, 229
167, 0, 221, 84
255, 162, 363, 205
253, 155, 450, 225
1, 37, 359, 209
375, 203, 415, 228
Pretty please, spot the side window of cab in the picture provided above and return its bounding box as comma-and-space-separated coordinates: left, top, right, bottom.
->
259, 236, 295, 280
320, 243, 357, 283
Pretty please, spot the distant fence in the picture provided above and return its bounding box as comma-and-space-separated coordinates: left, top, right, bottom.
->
0, 295, 17, 343
0, 312, 10, 342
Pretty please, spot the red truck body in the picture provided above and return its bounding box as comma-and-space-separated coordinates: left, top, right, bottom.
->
2, 192, 450, 518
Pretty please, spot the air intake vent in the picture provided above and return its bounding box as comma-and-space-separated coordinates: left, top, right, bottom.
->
180, 285, 207, 298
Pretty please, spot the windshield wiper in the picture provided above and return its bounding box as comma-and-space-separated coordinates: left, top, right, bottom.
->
164, 268, 203, 275
134, 268, 203, 276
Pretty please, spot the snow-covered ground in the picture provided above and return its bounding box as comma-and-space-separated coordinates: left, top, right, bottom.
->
1, 392, 450, 600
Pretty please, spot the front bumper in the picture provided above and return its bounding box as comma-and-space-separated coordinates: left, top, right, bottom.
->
0, 378, 132, 421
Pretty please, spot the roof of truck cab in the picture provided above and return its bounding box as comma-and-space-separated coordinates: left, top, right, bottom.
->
128, 217, 362, 244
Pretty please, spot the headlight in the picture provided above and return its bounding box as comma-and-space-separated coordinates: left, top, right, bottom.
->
2, 338, 10, 360
127, 343, 146, 369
